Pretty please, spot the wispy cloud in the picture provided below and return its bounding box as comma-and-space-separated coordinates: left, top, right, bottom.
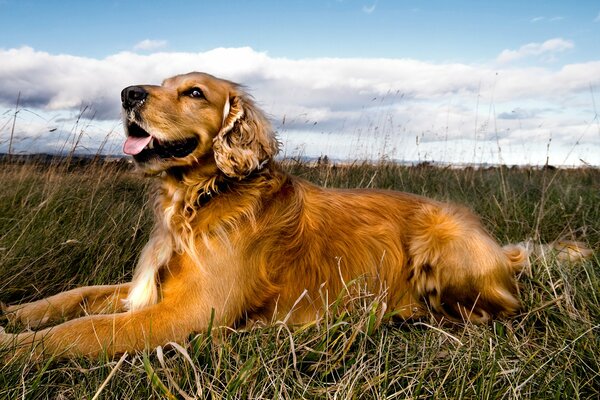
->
133, 39, 168, 51
595, 12, 600, 22
496, 38, 574, 63
362, 2, 376, 14
531, 16, 564, 23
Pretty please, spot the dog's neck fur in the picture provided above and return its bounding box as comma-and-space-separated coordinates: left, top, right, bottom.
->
125, 160, 283, 311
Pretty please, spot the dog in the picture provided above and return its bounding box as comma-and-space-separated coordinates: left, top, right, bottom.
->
1, 72, 591, 358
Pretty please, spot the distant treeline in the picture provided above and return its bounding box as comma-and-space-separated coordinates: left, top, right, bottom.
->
0, 153, 133, 169
0, 153, 596, 171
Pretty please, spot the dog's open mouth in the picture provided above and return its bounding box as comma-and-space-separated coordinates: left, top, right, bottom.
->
123, 122, 199, 161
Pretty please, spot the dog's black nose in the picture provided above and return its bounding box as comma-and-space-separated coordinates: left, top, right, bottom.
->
121, 86, 148, 109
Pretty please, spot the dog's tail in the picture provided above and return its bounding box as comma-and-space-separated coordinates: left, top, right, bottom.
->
506, 239, 593, 272
502, 244, 530, 272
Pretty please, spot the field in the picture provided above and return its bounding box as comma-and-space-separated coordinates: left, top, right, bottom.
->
0, 158, 599, 399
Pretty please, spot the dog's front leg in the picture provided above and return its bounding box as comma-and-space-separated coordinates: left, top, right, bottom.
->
1, 297, 211, 358
3, 284, 131, 329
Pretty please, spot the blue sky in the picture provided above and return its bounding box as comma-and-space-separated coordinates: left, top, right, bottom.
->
1, 0, 599, 165
2, 0, 598, 62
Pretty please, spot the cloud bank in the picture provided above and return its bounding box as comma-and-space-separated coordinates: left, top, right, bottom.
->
0, 46, 598, 165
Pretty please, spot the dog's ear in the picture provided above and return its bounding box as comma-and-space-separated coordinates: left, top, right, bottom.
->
213, 94, 279, 179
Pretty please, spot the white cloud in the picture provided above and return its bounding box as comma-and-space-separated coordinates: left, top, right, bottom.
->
362, 3, 376, 14
530, 16, 564, 23
133, 39, 168, 51
496, 38, 574, 63
0, 46, 598, 165
595, 12, 600, 22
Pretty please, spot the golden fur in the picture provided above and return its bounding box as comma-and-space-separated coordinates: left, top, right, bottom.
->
1, 72, 590, 358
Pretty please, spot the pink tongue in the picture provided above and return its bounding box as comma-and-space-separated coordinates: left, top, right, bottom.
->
123, 135, 152, 155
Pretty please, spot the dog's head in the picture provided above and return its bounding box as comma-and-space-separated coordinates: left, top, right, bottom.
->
121, 72, 278, 177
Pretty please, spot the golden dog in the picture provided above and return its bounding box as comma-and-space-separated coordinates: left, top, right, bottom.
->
1, 72, 589, 358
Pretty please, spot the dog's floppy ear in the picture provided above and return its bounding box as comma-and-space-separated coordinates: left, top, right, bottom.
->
213, 93, 279, 179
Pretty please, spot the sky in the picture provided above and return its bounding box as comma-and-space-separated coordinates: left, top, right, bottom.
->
0, 0, 599, 165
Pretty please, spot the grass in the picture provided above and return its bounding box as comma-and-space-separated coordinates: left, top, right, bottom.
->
0, 158, 599, 399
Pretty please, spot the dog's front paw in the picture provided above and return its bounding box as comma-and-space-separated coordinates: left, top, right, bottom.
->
2, 302, 52, 329
0, 325, 11, 347
0, 328, 38, 363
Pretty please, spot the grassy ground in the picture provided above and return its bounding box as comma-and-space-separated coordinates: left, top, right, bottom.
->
0, 159, 598, 399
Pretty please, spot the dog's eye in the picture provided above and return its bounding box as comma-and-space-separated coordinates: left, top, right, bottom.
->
184, 87, 205, 99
